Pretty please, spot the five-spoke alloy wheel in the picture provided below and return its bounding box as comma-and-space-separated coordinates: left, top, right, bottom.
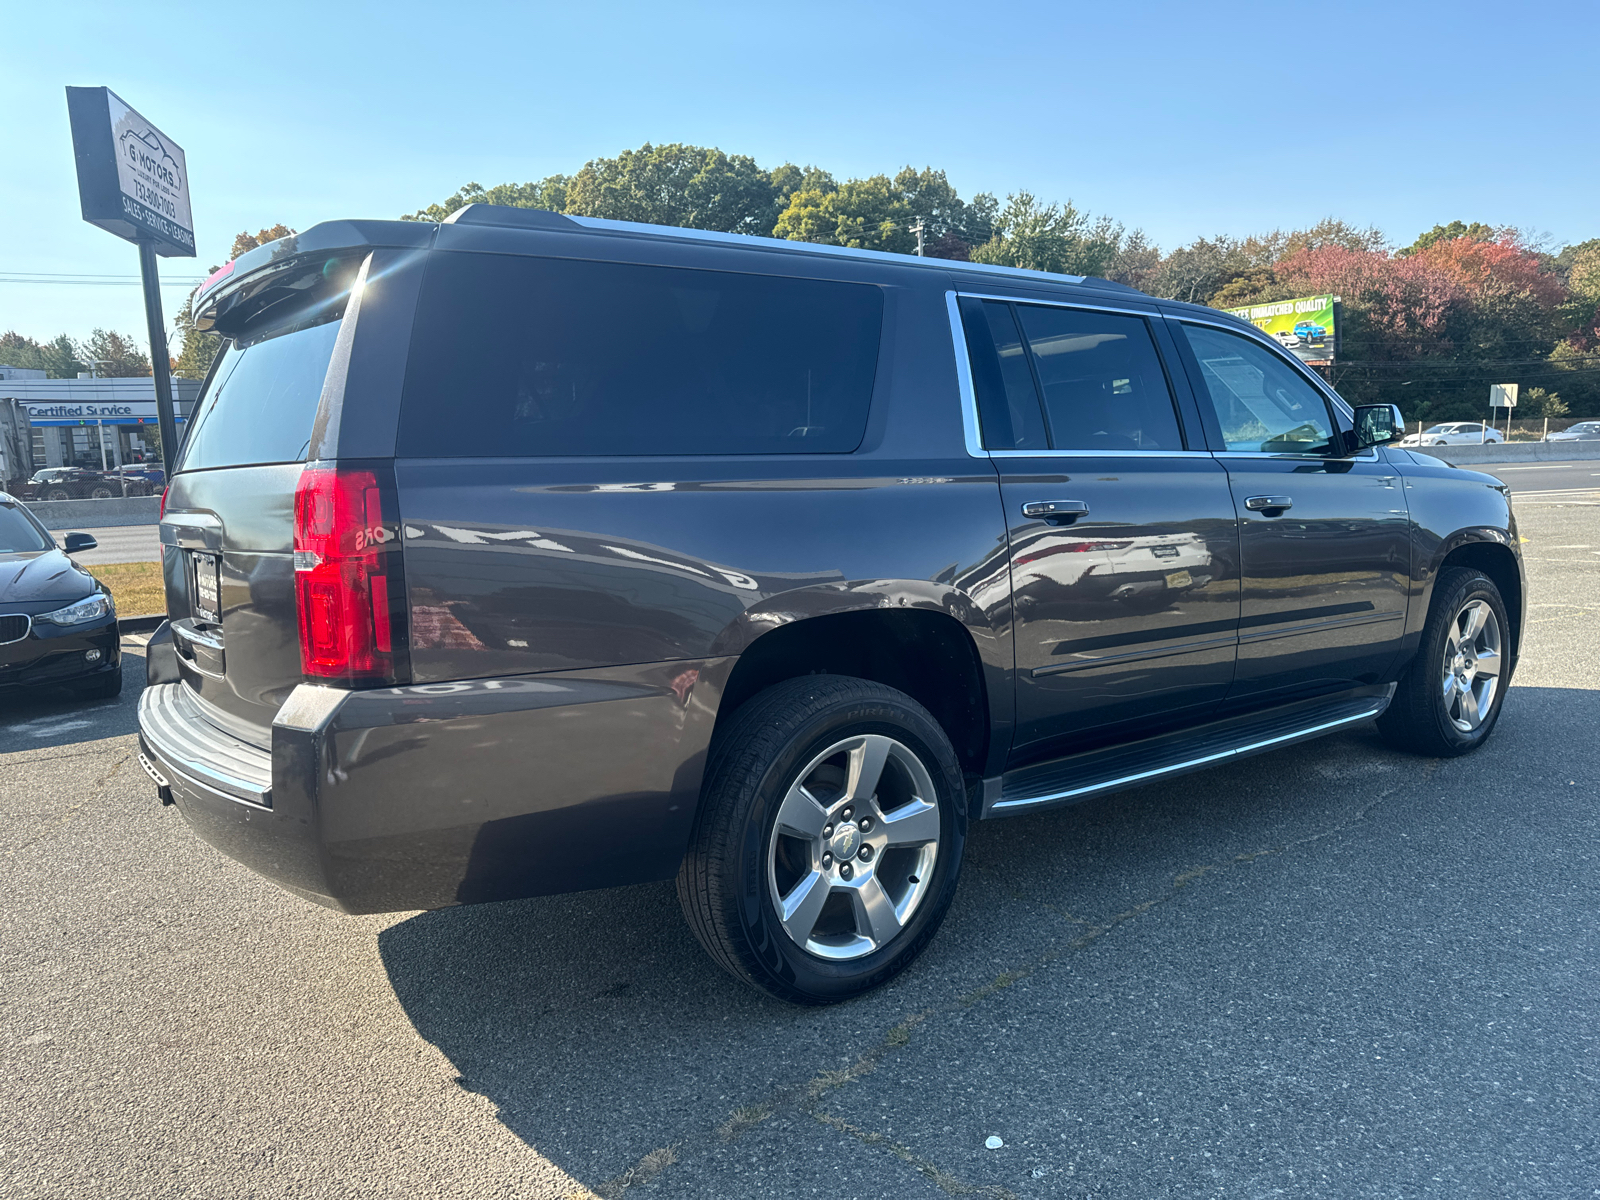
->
767, 734, 942, 961
1440, 598, 1502, 733
679, 675, 966, 1004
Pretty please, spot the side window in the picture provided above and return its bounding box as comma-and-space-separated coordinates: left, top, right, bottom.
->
1013, 305, 1184, 451
958, 297, 1047, 451
398, 253, 883, 457
1182, 324, 1339, 455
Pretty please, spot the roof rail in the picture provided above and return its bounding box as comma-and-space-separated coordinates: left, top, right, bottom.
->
440, 203, 1105, 288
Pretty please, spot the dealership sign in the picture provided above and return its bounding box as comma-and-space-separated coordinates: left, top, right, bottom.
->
1223, 294, 1340, 365
66, 86, 195, 257
21, 401, 186, 427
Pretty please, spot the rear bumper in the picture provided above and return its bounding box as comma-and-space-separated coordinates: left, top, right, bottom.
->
137, 658, 730, 914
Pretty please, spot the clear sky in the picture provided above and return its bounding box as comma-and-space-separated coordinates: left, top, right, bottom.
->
3, 0, 1596, 347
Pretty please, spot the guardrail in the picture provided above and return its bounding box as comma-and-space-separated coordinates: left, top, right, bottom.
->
24, 495, 161, 530
1409, 442, 1600, 466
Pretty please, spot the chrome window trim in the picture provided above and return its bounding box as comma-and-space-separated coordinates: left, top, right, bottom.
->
955, 289, 1163, 321
946, 289, 1211, 460
944, 291, 989, 460
986, 448, 1214, 459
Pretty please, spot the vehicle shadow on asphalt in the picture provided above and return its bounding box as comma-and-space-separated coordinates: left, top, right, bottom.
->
369, 690, 1599, 1194
0, 645, 144, 752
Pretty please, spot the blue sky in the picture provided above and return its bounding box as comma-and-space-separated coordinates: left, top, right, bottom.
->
3, 0, 1596, 346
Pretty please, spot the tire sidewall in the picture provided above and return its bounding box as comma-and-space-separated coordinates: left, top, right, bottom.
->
1422, 573, 1509, 752
730, 698, 966, 1002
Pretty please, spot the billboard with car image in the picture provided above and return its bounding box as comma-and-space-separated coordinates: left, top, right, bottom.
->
1222, 294, 1340, 365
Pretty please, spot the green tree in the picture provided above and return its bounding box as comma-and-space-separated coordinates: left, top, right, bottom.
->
403, 178, 570, 223
774, 174, 914, 253
0, 331, 85, 378
78, 329, 150, 377
970, 192, 1121, 277
562, 143, 778, 235
1399, 220, 1498, 257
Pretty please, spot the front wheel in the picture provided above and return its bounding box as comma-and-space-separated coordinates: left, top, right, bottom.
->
1378, 567, 1510, 756
677, 675, 967, 1004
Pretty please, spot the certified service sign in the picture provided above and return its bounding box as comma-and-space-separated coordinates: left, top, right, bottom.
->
66, 86, 196, 257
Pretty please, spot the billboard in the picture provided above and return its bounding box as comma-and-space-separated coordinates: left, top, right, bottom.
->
1222, 294, 1340, 365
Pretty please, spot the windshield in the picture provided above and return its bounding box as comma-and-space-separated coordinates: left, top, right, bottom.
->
0, 502, 53, 553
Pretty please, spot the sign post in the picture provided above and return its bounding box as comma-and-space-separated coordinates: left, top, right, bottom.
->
1489, 383, 1518, 444
65, 86, 195, 477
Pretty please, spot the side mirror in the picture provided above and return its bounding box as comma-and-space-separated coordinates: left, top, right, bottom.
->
63, 532, 97, 553
1352, 404, 1404, 451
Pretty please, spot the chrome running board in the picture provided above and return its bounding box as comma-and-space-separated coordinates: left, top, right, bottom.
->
982, 684, 1395, 818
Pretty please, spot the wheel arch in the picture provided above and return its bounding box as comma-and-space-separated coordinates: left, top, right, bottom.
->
1433, 533, 1524, 670
712, 607, 993, 780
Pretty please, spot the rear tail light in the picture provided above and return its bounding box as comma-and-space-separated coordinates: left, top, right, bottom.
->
158, 486, 168, 520
292, 462, 409, 686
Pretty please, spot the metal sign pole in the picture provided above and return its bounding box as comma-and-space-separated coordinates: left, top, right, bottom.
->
138, 239, 180, 477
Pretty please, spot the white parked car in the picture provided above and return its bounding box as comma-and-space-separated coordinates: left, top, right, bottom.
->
1547, 420, 1600, 442
1398, 422, 1505, 446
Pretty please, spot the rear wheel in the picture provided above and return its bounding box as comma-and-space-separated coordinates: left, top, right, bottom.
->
1378, 567, 1509, 757
45, 488, 70, 501
90, 486, 114, 499
677, 675, 966, 1004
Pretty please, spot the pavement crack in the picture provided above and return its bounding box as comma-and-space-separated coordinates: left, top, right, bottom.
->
812, 1110, 1018, 1199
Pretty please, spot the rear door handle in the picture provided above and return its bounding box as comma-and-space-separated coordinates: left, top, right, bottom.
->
1021, 500, 1089, 523
1244, 495, 1293, 513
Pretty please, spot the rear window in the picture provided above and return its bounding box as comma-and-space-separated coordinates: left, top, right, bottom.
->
397, 253, 884, 457
176, 316, 342, 471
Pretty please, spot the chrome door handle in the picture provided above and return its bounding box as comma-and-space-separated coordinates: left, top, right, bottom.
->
1021, 500, 1089, 523
1245, 495, 1293, 513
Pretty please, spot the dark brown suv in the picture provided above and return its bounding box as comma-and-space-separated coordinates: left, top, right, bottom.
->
138, 207, 1523, 1003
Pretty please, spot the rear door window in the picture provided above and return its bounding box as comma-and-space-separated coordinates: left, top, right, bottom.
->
1014, 305, 1184, 452
398, 253, 884, 457
177, 317, 342, 471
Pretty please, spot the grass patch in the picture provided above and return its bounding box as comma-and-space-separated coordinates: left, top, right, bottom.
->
93, 561, 166, 618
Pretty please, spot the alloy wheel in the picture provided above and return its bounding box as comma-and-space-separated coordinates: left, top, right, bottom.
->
1441, 598, 1502, 733
766, 733, 941, 961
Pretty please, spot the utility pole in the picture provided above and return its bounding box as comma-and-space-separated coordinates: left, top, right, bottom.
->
910, 218, 926, 257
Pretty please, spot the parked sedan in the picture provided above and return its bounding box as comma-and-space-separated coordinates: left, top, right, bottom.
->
0, 493, 121, 698
1398, 422, 1505, 446
1547, 420, 1600, 442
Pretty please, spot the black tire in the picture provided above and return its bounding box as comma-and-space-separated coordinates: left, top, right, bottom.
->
1378, 567, 1510, 757
46, 488, 71, 501
90, 486, 114, 499
677, 675, 967, 1005
73, 667, 122, 701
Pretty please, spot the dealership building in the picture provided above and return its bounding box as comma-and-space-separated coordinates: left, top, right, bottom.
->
0, 366, 201, 470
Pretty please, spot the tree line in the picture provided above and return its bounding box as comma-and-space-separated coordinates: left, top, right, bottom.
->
9, 146, 1596, 424
404, 144, 1600, 421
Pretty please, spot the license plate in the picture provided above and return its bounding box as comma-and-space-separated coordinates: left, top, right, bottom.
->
191, 553, 221, 623
1164, 569, 1193, 589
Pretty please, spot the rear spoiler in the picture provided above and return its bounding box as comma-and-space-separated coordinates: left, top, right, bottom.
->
192, 219, 434, 335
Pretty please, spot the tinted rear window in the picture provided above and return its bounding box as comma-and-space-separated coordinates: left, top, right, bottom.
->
176, 316, 341, 471
398, 253, 884, 457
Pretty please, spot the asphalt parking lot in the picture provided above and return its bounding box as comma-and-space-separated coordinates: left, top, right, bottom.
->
2, 497, 1597, 1199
